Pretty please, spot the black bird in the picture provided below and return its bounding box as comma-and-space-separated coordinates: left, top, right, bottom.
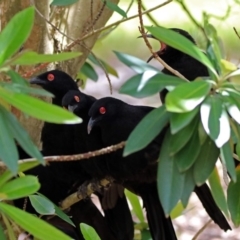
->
146, 28, 209, 103
145, 28, 231, 231
28, 70, 133, 240
87, 96, 178, 240
62, 90, 134, 240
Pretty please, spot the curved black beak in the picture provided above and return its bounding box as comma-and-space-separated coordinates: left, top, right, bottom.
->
67, 104, 78, 113
138, 34, 156, 39
87, 117, 96, 134
30, 77, 46, 85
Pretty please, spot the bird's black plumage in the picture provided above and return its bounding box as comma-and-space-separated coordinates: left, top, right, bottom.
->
146, 28, 231, 231
62, 90, 134, 240
87, 96, 177, 240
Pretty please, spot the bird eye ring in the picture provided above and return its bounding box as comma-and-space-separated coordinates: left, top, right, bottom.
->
74, 96, 80, 102
99, 107, 106, 114
47, 73, 55, 81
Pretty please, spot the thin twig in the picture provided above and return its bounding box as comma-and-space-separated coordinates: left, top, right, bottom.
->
137, 0, 188, 81
192, 219, 212, 240
64, 0, 173, 51
0, 141, 125, 167
233, 27, 240, 40
141, 2, 159, 26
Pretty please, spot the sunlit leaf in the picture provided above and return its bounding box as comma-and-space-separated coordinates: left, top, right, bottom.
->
170, 201, 184, 219
80, 223, 101, 240
209, 167, 229, 217
0, 87, 82, 124
158, 130, 185, 215
0, 7, 34, 66
0, 176, 40, 200
124, 106, 169, 156
0, 203, 72, 240
12, 51, 81, 65
145, 26, 218, 77
166, 80, 211, 113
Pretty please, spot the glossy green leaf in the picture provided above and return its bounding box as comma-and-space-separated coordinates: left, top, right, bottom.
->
51, 0, 78, 6
12, 51, 81, 65
0, 7, 34, 66
0, 203, 72, 240
224, 94, 240, 125
176, 129, 201, 172
170, 117, 198, 155
125, 189, 144, 223
80, 223, 101, 240
166, 80, 211, 113
0, 87, 82, 124
88, 54, 118, 77
145, 26, 217, 77
29, 195, 55, 215
80, 62, 98, 82
170, 107, 199, 134
0, 161, 39, 188
201, 96, 230, 148
220, 141, 236, 182
104, 0, 127, 17
158, 130, 185, 215
114, 51, 159, 74
170, 201, 184, 219
181, 169, 195, 207
209, 167, 229, 217
193, 137, 219, 185
227, 167, 240, 226
0, 176, 40, 200
120, 73, 185, 98
0, 106, 44, 163
124, 105, 169, 156
0, 108, 18, 173
198, 120, 208, 145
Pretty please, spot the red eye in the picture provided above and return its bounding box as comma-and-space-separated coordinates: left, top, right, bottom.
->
47, 73, 55, 81
99, 107, 106, 114
74, 96, 80, 102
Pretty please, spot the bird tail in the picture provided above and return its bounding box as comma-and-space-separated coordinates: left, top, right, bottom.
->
195, 183, 231, 231
140, 184, 178, 240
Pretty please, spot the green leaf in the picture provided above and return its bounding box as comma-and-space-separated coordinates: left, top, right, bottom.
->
0, 202, 72, 240
0, 7, 34, 66
80, 223, 101, 240
220, 141, 236, 182
80, 62, 98, 82
227, 167, 240, 226
51, 0, 78, 6
124, 105, 169, 156
7, 70, 28, 86
0, 87, 82, 124
181, 169, 195, 207
208, 167, 229, 217
114, 51, 159, 74
29, 195, 55, 215
0, 176, 40, 200
170, 107, 199, 134
119, 73, 185, 98
193, 137, 219, 185
12, 51, 82, 65
176, 129, 201, 172
170, 201, 184, 219
125, 189, 144, 223
0, 161, 39, 188
170, 117, 198, 155
0, 223, 7, 240
0, 106, 44, 163
88, 54, 118, 77
0, 108, 18, 173
224, 94, 240, 125
166, 80, 211, 113
145, 26, 218, 77
201, 96, 230, 148
158, 130, 185, 215
104, 0, 127, 18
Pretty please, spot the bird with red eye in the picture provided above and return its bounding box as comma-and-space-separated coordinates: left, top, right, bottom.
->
99, 107, 106, 114
74, 95, 80, 102
47, 73, 55, 81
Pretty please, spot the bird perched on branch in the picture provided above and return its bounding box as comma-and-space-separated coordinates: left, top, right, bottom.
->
27, 70, 133, 240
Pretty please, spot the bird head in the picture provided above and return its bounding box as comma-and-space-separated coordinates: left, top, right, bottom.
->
87, 97, 121, 134
30, 70, 79, 97
142, 28, 196, 63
